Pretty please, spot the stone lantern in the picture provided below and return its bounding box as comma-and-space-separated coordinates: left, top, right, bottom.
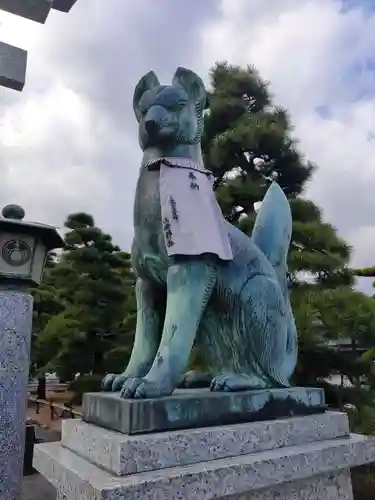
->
0, 204, 65, 500
0, 204, 65, 288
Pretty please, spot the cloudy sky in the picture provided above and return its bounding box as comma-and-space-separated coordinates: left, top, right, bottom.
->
1, 0, 375, 292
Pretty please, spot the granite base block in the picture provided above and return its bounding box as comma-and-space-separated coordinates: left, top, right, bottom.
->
62, 412, 349, 475
83, 386, 326, 435
0, 41, 27, 91
224, 470, 353, 500
34, 431, 375, 499
0, 0, 52, 23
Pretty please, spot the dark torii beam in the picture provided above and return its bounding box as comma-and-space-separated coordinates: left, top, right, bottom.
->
0, 0, 78, 21
0, 0, 78, 91
0, 0, 53, 23
52, 0, 78, 13
0, 41, 27, 91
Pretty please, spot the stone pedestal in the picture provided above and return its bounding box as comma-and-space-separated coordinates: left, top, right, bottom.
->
33, 388, 375, 499
83, 386, 326, 435
0, 291, 33, 500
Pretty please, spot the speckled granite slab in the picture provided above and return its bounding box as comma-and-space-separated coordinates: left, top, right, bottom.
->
83, 387, 326, 435
34, 433, 375, 499
61, 412, 349, 475
224, 469, 353, 499
0, 292, 33, 500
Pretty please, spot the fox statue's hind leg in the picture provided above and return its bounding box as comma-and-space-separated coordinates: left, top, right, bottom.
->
209, 181, 297, 392
210, 274, 290, 392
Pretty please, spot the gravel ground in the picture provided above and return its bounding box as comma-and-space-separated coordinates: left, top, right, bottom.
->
22, 474, 56, 500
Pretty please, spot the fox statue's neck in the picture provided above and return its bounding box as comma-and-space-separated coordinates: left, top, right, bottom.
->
141, 144, 203, 166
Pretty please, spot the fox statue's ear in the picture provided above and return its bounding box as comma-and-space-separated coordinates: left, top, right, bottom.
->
133, 71, 160, 122
172, 67, 206, 110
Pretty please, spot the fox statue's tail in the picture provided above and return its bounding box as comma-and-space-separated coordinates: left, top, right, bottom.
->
251, 182, 298, 379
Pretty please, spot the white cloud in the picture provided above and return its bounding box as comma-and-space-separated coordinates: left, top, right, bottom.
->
1, 0, 375, 294
0, 10, 42, 48
0, 0, 208, 241
0, 79, 110, 224
0, 6, 112, 226
199, 0, 375, 292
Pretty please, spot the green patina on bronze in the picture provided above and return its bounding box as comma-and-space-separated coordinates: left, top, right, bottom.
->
101, 67, 298, 400
84, 387, 325, 435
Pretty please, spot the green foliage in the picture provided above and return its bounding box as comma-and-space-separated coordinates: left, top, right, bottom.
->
292, 284, 375, 393
68, 374, 103, 394
68, 374, 103, 405
30, 252, 63, 378
203, 62, 314, 197
352, 468, 375, 500
203, 60, 375, 403
204, 62, 352, 289
31, 212, 136, 381
354, 266, 375, 278
349, 405, 375, 500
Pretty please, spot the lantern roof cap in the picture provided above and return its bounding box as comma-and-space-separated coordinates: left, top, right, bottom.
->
0, 204, 65, 250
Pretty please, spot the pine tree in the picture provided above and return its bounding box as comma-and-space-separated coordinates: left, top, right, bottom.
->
34, 213, 136, 380
202, 62, 375, 402
30, 252, 63, 398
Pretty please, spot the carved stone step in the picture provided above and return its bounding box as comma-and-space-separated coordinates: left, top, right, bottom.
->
34, 432, 375, 499
61, 411, 349, 476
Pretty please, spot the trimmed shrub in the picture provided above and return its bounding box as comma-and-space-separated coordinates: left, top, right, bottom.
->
68, 374, 103, 405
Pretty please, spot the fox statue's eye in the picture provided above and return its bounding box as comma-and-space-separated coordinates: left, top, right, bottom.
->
174, 100, 187, 110
166, 99, 186, 112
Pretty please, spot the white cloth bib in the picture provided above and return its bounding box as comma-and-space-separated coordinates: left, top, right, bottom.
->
143, 157, 233, 261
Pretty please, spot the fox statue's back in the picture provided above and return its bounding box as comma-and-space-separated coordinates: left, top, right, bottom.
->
102, 67, 298, 399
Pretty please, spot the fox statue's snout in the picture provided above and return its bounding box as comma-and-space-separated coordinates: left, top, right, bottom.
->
141, 104, 179, 147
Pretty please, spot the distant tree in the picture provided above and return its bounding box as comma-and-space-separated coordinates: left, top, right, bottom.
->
30, 251, 63, 399
34, 213, 136, 380
203, 61, 352, 288
201, 61, 375, 403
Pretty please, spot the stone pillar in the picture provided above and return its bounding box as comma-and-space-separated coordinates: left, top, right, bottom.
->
0, 291, 33, 500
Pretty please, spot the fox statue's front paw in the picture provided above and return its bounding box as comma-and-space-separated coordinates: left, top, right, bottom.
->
120, 377, 172, 399
101, 373, 129, 392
